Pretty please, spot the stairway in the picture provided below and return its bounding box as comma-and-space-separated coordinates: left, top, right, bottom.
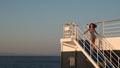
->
75, 27, 120, 68
77, 39, 112, 68
62, 22, 120, 68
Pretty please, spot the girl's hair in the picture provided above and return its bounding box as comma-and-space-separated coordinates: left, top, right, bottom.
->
89, 23, 97, 28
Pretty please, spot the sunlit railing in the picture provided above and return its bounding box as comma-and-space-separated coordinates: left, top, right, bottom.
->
94, 19, 120, 37
77, 26, 115, 68
62, 21, 120, 68
97, 35, 120, 68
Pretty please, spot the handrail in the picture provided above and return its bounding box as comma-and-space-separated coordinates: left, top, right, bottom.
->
97, 35, 120, 67
85, 19, 120, 61
79, 39, 107, 66
73, 39, 99, 68
77, 32, 108, 67
104, 27, 120, 30
85, 21, 120, 58
62, 22, 120, 68
104, 30, 120, 34
80, 26, 120, 68
93, 18, 120, 24
98, 35, 120, 58
77, 27, 116, 68
103, 23, 120, 26
104, 34, 120, 37
83, 31, 119, 68
89, 18, 120, 38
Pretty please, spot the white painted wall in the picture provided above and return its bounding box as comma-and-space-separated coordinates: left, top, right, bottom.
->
104, 37, 120, 50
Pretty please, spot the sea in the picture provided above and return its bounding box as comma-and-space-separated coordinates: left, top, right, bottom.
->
0, 56, 60, 68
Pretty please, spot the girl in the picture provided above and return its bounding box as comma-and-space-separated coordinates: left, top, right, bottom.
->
84, 23, 99, 54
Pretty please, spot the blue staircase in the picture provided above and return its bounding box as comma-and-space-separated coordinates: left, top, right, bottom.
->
78, 40, 112, 68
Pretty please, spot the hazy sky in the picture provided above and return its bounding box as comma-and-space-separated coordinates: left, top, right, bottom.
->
0, 0, 120, 56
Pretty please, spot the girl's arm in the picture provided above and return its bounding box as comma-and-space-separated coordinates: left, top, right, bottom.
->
84, 29, 89, 34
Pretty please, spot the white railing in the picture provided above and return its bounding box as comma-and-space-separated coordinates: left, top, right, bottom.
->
93, 19, 120, 67
94, 19, 120, 37
62, 21, 120, 68
97, 35, 120, 68
63, 22, 78, 39
77, 27, 115, 68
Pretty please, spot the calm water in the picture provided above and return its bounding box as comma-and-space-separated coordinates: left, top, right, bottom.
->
0, 56, 60, 68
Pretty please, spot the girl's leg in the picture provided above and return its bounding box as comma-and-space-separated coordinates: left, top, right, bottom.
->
90, 39, 95, 55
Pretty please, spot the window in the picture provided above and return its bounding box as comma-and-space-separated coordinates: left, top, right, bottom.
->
69, 56, 75, 67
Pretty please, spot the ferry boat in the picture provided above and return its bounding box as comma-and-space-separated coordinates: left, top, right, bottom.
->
60, 19, 120, 68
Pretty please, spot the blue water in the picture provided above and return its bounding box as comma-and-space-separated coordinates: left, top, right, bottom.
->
0, 56, 60, 68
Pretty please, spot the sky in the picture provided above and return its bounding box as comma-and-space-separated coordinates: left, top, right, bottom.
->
0, 0, 120, 56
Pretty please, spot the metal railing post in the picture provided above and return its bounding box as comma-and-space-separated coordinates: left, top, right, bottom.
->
102, 21, 105, 56
110, 50, 112, 64
118, 58, 119, 68
97, 47, 99, 65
